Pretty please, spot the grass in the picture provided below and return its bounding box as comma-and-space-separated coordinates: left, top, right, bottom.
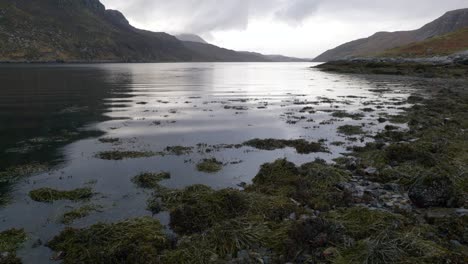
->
61, 205, 103, 224
95, 151, 155, 160
48, 217, 168, 264
29, 187, 93, 203
196, 158, 223, 173
132, 172, 171, 188
244, 138, 327, 154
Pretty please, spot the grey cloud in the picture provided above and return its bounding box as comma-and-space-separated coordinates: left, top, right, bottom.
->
101, 0, 468, 34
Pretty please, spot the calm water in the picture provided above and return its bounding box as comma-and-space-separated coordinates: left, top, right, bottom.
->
0, 63, 417, 263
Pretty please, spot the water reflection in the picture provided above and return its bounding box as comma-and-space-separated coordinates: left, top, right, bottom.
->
0, 63, 421, 263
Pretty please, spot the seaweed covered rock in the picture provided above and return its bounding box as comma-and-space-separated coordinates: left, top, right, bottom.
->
29, 187, 93, 203
132, 172, 171, 188
408, 175, 459, 208
48, 217, 168, 264
0, 228, 26, 264
248, 159, 351, 210
155, 185, 297, 235
284, 217, 345, 261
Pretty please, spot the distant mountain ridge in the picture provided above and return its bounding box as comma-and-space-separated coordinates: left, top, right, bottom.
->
175, 34, 208, 44
314, 8, 468, 62
0, 0, 306, 62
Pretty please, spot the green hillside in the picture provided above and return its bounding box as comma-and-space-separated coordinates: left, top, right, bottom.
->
381, 27, 468, 58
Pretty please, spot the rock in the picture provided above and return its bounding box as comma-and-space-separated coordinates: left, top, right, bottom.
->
51, 251, 65, 261
450, 240, 462, 249
408, 175, 458, 208
424, 208, 457, 223
364, 167, 377, 175
322, 247, 338, 257
456, 208, 468, 216
32, 238, 43, 248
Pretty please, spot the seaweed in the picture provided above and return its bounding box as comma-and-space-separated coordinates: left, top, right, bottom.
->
95, 151, 155, 160
61, 205, 103, 224
132, 172, 171, 188
244, 138, 327, 154
337, 125, 365, 135
0, 228, 26, 264
29, 187, 93, 203
196, 158, 223, 173
48, 217, 168, 264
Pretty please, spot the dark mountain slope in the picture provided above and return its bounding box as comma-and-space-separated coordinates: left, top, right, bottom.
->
0, 0, 194, 62
175, 34, 208, 44
314, 8, 468, 62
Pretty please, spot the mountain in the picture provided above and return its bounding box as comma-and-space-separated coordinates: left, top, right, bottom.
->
314, 8, 468, 62
175, 34, 208, 44
0, 0, 304, 63
182, 42, 271, 62
0, 0, 194, 62
381, 27, 468, 58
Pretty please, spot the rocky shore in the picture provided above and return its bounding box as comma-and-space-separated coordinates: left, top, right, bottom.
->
316, 51, 468, 79
2, 77, 467, 263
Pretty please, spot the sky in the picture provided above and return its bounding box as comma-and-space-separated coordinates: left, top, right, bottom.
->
100, 0, 468, 58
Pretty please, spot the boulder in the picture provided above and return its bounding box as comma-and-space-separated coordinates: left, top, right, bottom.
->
408, 175, 458, 208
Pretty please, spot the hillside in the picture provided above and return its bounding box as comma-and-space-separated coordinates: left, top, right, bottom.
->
0, 0, 195, 62
381, 27, 468, 57
182, 41, 272, 62
314, 8, 468, 62
0, 0, 305, 63
175, 34, 208, 44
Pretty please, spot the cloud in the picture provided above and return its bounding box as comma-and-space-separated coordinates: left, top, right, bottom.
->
101, 0, 467, 34
100, 0, 321, 33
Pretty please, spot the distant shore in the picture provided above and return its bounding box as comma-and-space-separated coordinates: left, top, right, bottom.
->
316, 53, 468, 79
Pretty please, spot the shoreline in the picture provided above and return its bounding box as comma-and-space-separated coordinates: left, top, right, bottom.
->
315, 55, 468, 79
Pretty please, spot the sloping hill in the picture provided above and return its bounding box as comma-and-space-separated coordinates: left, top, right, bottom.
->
381, 27, 468, 57
175, 34, 208, 44
0, 0, 195, 62
314, 8, 468, 62
181, 41, 271, 62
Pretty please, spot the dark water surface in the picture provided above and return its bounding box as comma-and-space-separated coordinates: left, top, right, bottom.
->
0, 63, 417, 263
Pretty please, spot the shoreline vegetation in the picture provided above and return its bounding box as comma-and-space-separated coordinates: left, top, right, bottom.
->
316, 53, 468, 79
2, 72, 466, 263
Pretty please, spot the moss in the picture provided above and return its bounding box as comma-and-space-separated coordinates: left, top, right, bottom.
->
337, 125, 365, 135
95, 151, 155, 160
196, 158, 223, 173
29, 187, 93, 203
244, 138, 327, 154
132, 172, 171, 188
48, 217, 168, 264
61, 205, 103, 224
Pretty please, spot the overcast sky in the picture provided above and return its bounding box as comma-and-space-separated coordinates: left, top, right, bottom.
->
100, 0, 467, 58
